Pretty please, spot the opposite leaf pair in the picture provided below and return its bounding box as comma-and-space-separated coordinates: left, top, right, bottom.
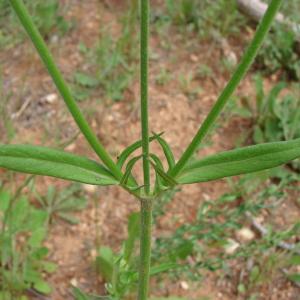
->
1, 137, 300, 195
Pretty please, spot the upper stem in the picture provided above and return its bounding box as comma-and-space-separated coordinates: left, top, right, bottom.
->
140, 0, 151, 194
169, 0, 283, 178
9, 0, 123, 181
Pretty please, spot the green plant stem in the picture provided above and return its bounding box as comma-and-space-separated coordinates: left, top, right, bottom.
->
138, 198, 153, 300
140, 0, 150, 194
9, 0, 122, 180
170, 0, 283, 178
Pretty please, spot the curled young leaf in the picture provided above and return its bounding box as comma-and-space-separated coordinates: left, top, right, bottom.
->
120, 155, 142, 186
0, 144, 118, 185
149, 153, 167, 193
152, 132, 175, 171
117, 133, 163, 169
149, 155, 177, 188
178, 139, 300, 184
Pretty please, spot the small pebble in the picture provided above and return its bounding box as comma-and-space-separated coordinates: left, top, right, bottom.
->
43, 93, 58, 104
90, 249, 97, 259
236, 227, 255, 242
83, 184, 97, 194
190, 54, 198, 62
180, 281, 189, 290
225, 239, 240, 254
65, 143, 76, 151
70, 278, 78, 287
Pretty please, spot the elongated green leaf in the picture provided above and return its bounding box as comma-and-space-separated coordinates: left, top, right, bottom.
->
96, 246, 114, 282
178, 139, 300, 184
149, 262, 179, 276
152, 132, 175, 170
0, 145, 118, 185
149, 157, 177, 187
149, 154, 167, 193
120, 155, 142, 186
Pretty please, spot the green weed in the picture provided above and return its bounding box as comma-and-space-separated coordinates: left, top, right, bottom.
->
255, 24, 300, 80
236, 76, 300, 172
34, 183, 87, 225
74, 1, 139, 102
0, 0, 71, 48
0, 184, 56, 299
153, 173, 300, 293
164, 0, 243, 37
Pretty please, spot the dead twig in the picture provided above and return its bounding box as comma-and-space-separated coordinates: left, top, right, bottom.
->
11, 97, 32, 120
245, 211, 300, 255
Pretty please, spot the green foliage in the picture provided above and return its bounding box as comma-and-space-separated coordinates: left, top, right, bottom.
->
96, 213, 142, 299
0, 186, 55, 298
0, 0, 70, 48
244, 77, 300, 144
95, 212, 177, 299
0, 145, 118, 185
178, 138, 300, 184
287, 273, 300, 284
238, 77, 300, 170
255, 24, 300, 80
94, 28, 135, 101
155, 67, 172, 86
73, 286, 110, 300
30, 0, 71, 38
164, 0, 243, 37
75, 1, 139, 102
154, 172, 300, 287
34, 183, 87, 224
95, 212, 141, 299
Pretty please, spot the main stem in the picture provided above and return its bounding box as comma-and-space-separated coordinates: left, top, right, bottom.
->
140, 0, 150, 194
138, 0, 152, 298
138, 198, 153, 300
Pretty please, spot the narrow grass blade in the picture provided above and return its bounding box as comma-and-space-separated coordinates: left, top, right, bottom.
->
149, 263, 179, 276
152, 132, 175, 170
0, 145, 117, 185
178, 139, 300, 184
